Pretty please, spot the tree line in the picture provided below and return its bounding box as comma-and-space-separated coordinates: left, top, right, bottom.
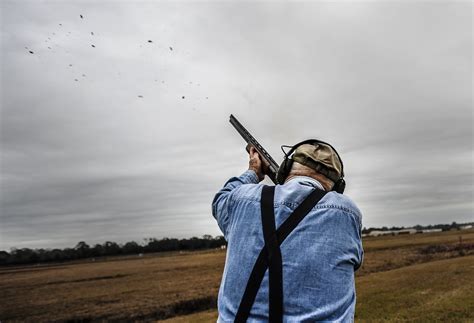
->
0, 235, 226, 266
361, 221, 473, 234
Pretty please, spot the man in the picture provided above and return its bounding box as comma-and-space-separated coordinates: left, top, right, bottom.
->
212, 141, 363, 322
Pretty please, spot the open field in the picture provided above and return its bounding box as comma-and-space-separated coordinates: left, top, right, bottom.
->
165, 256, 474, 322
1, 230, 473, 322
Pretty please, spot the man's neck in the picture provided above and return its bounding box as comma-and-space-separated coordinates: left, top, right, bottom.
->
285, 173, 329, 191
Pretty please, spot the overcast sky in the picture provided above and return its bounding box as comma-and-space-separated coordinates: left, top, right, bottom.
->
1, 1, 472, 250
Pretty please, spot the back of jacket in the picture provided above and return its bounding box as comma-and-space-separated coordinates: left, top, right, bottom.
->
212, 170, 364, 322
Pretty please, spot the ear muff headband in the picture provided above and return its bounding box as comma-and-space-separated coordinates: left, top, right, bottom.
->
276, 139, 346, 194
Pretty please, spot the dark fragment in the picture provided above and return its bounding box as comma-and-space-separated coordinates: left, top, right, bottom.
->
138, 95, 143, 98
148, 40, 153, 43
91, 44, 95, 48
91, 32, 94, 35
182, 96, 185, 99
29, 50, 34, 54
69, 64, 73, 67
169, 46, 173, 51
80, 14, 83, 19
74, 79, 78, 81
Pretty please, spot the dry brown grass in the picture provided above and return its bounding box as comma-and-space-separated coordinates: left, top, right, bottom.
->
355, 255, 474, 322
0, 250, 224, 321
1, 230, 473, 321
362, 229, 474, 251
163, 255, 474, 322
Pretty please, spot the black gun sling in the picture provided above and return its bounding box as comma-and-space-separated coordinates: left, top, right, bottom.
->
235, 185, 327, 322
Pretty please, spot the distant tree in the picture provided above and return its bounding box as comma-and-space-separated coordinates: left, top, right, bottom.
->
50, 249, 64, 261
0, 251, 10, 265
212, 236, 226, 248
74, 241, 91, 258
11, 248, 37, 264
159, 238, 179, 251
103, 241, 121, 255
123, 241, 141, 254
91, 243, 105, 257
0, 234, 253, 266
389, 226, 404, 231
145, 238, 179, 252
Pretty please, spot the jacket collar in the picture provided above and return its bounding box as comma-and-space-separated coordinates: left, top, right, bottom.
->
285, 176, 325, 191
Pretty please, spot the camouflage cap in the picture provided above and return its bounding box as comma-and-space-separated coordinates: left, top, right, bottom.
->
292, 143, 343, 182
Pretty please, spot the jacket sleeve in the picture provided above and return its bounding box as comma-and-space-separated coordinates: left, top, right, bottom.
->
212, 170, 259, 236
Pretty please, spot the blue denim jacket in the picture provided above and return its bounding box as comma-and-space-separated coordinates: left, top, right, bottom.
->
212, 170, 363, 322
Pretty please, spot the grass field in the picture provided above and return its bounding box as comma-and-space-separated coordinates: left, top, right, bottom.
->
1, 230, 473, 322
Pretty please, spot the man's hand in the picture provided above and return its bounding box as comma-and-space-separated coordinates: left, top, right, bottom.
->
248, 145, 269, 182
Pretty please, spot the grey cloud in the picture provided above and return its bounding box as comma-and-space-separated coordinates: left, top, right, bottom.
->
1, 1, 472, 249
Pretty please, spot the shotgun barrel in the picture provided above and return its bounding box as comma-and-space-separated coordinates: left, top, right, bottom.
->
229, 114, 279, 184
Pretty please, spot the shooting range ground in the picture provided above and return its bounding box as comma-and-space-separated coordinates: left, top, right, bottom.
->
1, 230, 473, 322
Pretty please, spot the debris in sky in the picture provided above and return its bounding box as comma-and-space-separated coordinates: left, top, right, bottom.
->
69, 64, 72, 67
59, 23, 62, 26
29, 50, 34, 54
182, 96, 185, 99
91, 44, 95, 48
138, 95, 143, 98
162, 81, 164, 83
91, 32, 94, 35
74, 79, 78, 81
148, 40, 153, 43
206, 97, 208, 99
48, 47, 51, 49
80, 14, 83, 19
82, 74, 86, 77
169, 46, 173, 51
25, 46, 28, 49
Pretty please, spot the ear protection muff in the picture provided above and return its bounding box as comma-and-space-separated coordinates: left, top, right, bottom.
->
276, 139, 346, 194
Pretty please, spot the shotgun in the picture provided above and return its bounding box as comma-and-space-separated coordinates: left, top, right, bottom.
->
229, 114, 279, 184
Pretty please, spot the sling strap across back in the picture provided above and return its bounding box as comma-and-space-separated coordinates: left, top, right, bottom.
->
235, 185, 327, 322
